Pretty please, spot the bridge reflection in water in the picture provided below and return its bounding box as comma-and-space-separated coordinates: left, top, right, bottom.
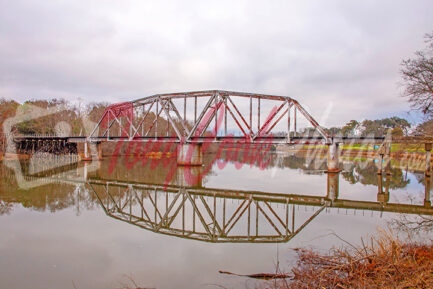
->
86, 171, 433, 243
9, 152, 433, 243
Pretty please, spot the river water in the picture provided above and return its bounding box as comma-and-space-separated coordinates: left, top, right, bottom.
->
0, 149, 431, 289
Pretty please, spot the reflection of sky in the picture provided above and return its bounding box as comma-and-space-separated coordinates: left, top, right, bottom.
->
205, 161, 327, 195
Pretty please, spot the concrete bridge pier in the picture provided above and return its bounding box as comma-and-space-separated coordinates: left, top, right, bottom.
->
177, 143, 203, 166
385, 142, 392, 175
326, 141, 340, 173
377, 142, 391, 175
95, 142, 102, 160
82, 141, 102, 161
425, 143, 432, 177
326, 171, 340, 201
176, 166, 203, 187
377, 174, 390, 204
425, 176, 431, 208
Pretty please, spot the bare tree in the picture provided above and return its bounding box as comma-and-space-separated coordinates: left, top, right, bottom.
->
401, 32, 433, 118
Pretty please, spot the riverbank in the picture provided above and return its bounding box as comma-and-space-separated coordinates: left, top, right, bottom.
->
275, 231, 433, 289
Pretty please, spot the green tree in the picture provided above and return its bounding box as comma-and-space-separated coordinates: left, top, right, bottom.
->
324, 127, 342, 136
361, 117, 411, 137
341, 120, 359, 136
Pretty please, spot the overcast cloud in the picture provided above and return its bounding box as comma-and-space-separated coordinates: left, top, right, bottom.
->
0, 0, 432, 126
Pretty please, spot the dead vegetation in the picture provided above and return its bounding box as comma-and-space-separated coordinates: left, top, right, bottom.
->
278, 231, 433, 289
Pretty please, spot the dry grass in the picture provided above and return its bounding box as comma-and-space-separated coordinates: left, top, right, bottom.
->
277, 231, 433, 289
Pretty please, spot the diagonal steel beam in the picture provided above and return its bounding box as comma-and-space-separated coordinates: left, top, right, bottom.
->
224, 198, 252, 236
293, 101, 329, 141
130, 100, 156, 138
156, 190, 183, 230
185, 191, 215, 238
256, 202, 282, 236
198, 195, 222, 234
226, 95, 251, 134
160, 99, 183, 140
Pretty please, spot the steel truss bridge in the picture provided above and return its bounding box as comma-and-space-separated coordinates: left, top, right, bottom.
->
88, 90, 330, 144
8, 90, 392, 169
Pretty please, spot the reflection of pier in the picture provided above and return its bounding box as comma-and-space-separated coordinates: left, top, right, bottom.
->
87, 173, 433, 243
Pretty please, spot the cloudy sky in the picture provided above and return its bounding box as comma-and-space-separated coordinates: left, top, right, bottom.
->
1, 0, 432, 127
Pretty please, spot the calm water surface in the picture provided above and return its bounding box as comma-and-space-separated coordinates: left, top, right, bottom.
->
0, 151, 431, 289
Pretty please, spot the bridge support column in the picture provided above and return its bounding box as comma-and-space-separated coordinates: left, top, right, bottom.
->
425, 176, 431, 208
326, 141, 340, 173
377, 144, 386, 175
177, 143, 203, 166
376, 142, 392, 175
83, 142, 90, 161
176, 166, 203, 187
82, 142, 102, 161
326, 172, 339, 202
425, 143, 432, 177
385, 142, 392, 175
96, 142, 103, 160
377, 174, 390, 204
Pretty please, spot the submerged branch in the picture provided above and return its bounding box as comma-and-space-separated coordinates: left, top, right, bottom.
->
218, 270, 291, 280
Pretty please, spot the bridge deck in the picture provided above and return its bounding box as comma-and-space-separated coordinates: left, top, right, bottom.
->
13, 135, 388, 144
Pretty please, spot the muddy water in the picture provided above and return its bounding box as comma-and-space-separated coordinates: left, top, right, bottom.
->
0, 151, 431, 289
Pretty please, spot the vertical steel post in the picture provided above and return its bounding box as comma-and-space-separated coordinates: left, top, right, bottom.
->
119, 118, 121, 137
249, 95, 252, 134
258, 97, 261, 131
223, 198, 226, 230
182, 193, 185, 232
154, 190, 157, 222
291, 204, 295, 232
213, 194, 216, 237
194, 96, 197, 124
184, 95, 186, 121
166, 114, 169, 136
287, 102, 291, 143
255, 201, 259, 237
285, 199, 289, 235
193, 195, 196, 232
142, 104, 145, 136
247, 200, 251, 237
129, 116, 132, 138
214, 92, 218, 137
224, 100, 227, 136
155, 99, 159, 139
